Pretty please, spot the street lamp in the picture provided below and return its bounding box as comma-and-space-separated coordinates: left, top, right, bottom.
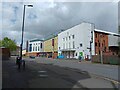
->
20, 4, 33, 60
99, 34, 103, 64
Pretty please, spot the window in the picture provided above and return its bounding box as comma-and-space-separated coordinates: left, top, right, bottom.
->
69, 36, 70, 40
36, 46, 37, 51
29, 44, 32, 52
38, 46, 40, 51
63, 38, 65, 41
41, 43, 42, 48
72, 35, 75, 39
59, 47, 60, 50
95, 42, 97, 46
95, 34, 97, 38
33, 47, 34, 51
99, 43, 100, 47
80, 43, 82, 47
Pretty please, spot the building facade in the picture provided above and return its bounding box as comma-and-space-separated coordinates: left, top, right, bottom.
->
44, 36, 58, 58
94, 29, 109, 55
26, 39, 44, 56
58, 23, 95, 59
94, 29, 120, 56
58, 22, 120, 59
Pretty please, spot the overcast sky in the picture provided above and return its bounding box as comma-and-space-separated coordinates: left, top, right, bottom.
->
1, 0, 119, 48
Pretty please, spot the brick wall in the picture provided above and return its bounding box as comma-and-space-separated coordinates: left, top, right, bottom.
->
94, 32, 109, 55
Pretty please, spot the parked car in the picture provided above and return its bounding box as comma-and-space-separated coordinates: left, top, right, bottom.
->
29, 56, 35, 59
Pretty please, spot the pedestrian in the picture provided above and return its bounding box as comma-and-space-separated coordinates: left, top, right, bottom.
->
22, 60, 25, 70
18, 58, 21, 70
79, 56, 81, 62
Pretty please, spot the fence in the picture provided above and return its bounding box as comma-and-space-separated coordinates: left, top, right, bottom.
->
0, 48, 10, 60
92, 55, 120, 65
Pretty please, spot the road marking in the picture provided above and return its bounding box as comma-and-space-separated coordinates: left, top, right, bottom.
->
39, 75, 48, 78
38, 71, 47, 73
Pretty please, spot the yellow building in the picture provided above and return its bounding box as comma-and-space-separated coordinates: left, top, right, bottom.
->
44, 35, 58, 58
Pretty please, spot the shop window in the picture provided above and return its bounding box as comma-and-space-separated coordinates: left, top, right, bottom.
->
76, 53, 77, 56
73, 53, 74, 57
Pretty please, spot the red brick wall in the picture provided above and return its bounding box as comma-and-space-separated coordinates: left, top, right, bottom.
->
94, 32, 109, 55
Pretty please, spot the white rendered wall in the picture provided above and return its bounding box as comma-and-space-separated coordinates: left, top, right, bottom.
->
28, 41, 44, 52
58, 23, 94, 59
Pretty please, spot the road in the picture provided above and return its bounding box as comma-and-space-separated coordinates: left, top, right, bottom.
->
2, 56, 119, 89
32, 57, 119, 82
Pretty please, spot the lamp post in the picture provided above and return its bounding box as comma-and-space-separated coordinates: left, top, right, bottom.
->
99, 34, 103, 64
20, 5, 33, 60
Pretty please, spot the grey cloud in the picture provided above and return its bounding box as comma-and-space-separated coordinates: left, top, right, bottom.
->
2, 2, 118, 48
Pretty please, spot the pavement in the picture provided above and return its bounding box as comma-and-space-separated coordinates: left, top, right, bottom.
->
2, 56, 120, 89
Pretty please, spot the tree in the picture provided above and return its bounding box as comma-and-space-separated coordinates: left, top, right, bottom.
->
1, 37, 17, 51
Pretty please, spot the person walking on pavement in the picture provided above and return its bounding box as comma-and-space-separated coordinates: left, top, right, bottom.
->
78, 55, 82, 62
16, 56, 21, 70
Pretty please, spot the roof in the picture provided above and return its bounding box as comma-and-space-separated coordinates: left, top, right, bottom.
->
44, 35, 58, 41
29, 38, 44, 42
94, 29, 120, 37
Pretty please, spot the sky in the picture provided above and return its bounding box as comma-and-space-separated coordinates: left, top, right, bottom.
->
1, 0, 119, 48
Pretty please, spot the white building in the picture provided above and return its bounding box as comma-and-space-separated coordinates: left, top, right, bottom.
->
58, 22, 95, 59
28, 39, 44, 53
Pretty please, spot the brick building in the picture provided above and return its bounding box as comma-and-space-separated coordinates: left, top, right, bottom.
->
94, 30, 109, 55
94, 29, 120, 56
